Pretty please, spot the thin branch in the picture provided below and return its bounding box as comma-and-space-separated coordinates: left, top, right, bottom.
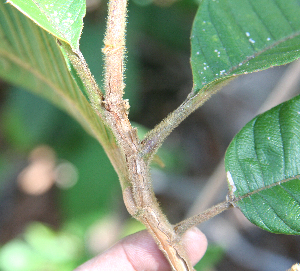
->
174, 200, 233, 237
186, 160, 226, 218
185, 58, 300, 219
58, 41, 103, 112
141, 78, 234, 163
141, 58, 300, 165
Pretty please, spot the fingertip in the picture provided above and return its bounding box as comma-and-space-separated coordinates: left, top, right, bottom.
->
121, 228, 207, 270
74, 228, 207, 271
120, 230, 171, 270
182, 227, 208, 266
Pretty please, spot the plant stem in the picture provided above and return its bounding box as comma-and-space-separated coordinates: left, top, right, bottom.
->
103, 0, 127, 109
141, 78, 233, 163
102, 0, 135, 165
58, 41, 103, 111
101, 1, 199, 270
174, 201, 233, 237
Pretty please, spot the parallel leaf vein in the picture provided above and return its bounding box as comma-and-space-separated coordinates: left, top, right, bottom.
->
252, 117, 266, 192
256, 191, 297, 232
208, 1, 233, 68
247, 0, 276, 41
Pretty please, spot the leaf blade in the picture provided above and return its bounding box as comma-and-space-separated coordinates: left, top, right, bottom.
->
225, 95, 300, 234
0, 1, 115, 153
7, 0, 85, 49
1, 1, 132, 190
191, 0, 300, 93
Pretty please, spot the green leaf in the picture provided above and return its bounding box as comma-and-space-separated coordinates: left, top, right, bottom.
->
0, 1, 116, 157
7, 0, 85, 50
191, 0, 300, 93
225, 94, 300, 235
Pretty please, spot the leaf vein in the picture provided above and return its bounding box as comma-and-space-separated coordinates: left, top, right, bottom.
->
228, 31, 300, 75
255, 190, 298, 232
235, 175, 300, 201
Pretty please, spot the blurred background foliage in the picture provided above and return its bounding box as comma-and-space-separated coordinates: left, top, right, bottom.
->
0, 0, 299, 270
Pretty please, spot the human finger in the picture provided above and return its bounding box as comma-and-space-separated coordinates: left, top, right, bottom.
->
74, 227, 207, 271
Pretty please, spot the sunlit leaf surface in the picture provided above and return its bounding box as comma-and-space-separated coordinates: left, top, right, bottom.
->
191, 0, 300, 93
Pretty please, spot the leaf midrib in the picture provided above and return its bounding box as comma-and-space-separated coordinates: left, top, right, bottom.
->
235, 174, 300, 202
0, 46, 107, 143
228, 30, 300, 75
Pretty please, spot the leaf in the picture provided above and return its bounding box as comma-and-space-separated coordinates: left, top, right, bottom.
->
225, 94, 300, 235
191, 0, 300, 93
7, 0, 85, 50
0, 1, 118, 161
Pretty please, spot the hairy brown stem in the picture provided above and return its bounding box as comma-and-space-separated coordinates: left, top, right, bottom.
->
58, 41, 103, 111
103, 0, 127, 107
102, 0, 196, 270
174, 201, 233, 237
100, 1, 236, 270
141, 78, 234, 163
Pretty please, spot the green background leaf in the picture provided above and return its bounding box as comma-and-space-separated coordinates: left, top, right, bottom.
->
7, 0, 85, 50
191, 0, 300, 93
225, 94, 300, 234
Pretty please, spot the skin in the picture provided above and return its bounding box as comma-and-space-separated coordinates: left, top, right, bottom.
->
74, 227, 207, 271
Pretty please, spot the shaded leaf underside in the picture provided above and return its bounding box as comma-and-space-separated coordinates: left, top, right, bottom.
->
0, 1, 115, 151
